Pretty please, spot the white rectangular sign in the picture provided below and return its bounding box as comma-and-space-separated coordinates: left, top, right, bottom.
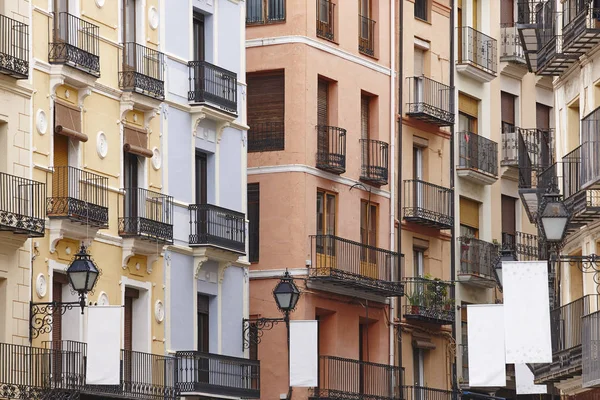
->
86, 306, 122, 385
515, 363, 547, 394
289, 320, 318, 387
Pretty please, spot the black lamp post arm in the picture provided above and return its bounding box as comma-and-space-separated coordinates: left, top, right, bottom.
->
29, 295, 85, 341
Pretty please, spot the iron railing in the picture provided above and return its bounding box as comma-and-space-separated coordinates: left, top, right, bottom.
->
175, 351, 260, 398
406, 76, 455, 126
458, 26, 498, 75
248, 121, 285, 153
0, 13, 28, 79
518, 128, 554, 190
49, 12, 100, 76
309, 235, 403, 297
316, 125, 346, 174
551, 295, 600, 354
500, 24, 526, 63
118, 187, 173, 243
501, 124, 519, 166
0, 341, 85, 399
403, 180, 453, 229
360, 139, 388, 185
317, 0, 335, 41
309, 356, 401, 400
188, 203, 246, 254
47, 166, 109, 228
502, 231, 539, 261
562, 0, 600, 52
583, 310, 600, 387
517, 0, 545, 24
188, 61, 238, 113
400, 386, 455, 400
580, 141, 600, 190
358, 15, 376, 56
0, 172, 46, 237
458, 131, 499, 177
246, 0, 286, 24
403, 277, 454, 324
458, 237, 499, 279
119, 42, 165, 100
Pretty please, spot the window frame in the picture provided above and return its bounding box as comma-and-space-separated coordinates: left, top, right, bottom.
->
316, 189, 337, 237
414, 0, 429, 22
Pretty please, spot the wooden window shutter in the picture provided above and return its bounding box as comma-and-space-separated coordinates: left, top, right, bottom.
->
501, 195, 516, 235
458, 93, 478, 118
361, 95, 370, 140
501, 0, 514, 25
124, 125, 153, 158
124, 287, 139, 352
459, 197, 480, 229
501, 92, 515, 125
536, 103, 551, 130
248, 183, 260, 262
247, 71, 285, 151
317, 79, 328, 127
54, 101, 88, 142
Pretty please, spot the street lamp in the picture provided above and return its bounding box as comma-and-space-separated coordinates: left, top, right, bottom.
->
273, 271, 301, 317
30, 244, 100, 340
494, 248, 517, 290
539, 192, 570, 244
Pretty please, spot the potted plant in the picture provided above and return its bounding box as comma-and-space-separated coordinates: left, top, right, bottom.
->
406, 291, 424, 314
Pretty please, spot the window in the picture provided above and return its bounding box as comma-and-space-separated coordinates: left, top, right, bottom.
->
193, 13, 205, 62
122, 0, 136, 43
317, 0, 335, 41
501, 92, 516, 133
360, 200, 377, 249
358, 0, 375, 56
361, 95, 370, 140
413, 249, 424, 277
413, 146, 423, 180
536, 102, 551, 130
316, 190, 336, 237
458, 93, 479, 133
52, 273, 69, 344
124, 151, 140, 219
124, 287, 139, 353
248, 183, 260, 262
246, 0, 286, 25
318, 78, 329, 127
415, 0, 428, 21
501, 0, 514, 25
247, 71, 285, 152
197, 294, 209, 352
459, 197, 479, 238
501, 195, 516, 249
413, 348, 424, 386
195, 152, 207, 205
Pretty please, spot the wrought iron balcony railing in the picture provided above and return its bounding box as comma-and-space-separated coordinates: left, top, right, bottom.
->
562, 0, 600, 55
0, 172, 46, 237
360, 139, 388, 185
188, 61, 238, 113
458, 237, 499, 282
175, 351, 260, 398
406, 76, 455, 126
189, 203, 246, 254
119, 42, 165, 100
400, 385, 455, 400
403, 179, 453, 229
246, 0, 286, 24
248, 121, 285, 153
502, 231, 539, 261
501, 124, 520, 166
316, 125, 346, 174
458, 26, 498, 75
317, 0, 335, 41
517, 0, 545, 25
49, 13, 100, 76
536, 33, 578, 76
500, 24, 526, 63
458, 131, 499, 178
118, 187, 173, 244
583, 310, 600, 387
47, 166, 109, 228
403, 277, 454, 325
0, 13, 28, 79
358, 15, 375, 56
309, 356, 401, 400
309, 235, 403, 298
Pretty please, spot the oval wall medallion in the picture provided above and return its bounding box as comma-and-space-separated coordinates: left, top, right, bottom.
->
152, 147, 161, 170
95, 0, 105, 7
154, 300, 164, 323
36, 110, 47, 135
148, 7, 159, 30
97, 132, 108, 159
98, 292, 109, 305
36, 274, 47, 298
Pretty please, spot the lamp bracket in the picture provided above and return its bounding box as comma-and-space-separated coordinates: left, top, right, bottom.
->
30, 298, 85, 341
242, 317, 285, 350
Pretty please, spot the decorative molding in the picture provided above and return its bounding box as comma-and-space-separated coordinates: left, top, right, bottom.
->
216, 122, 231, 144
218, 262, 232, 284
94, 0, 105, 7
121, 238, 163, 272
154, 300, 164, 323
148, 6, 159, 30
98, 292, 109, 305
96, 132, 108, 158
78, 87, 92, 109
36, 274, 48, 298
36, 110, 48, 135
47, 219, 99, 253
249, 268, 309, 280
152, 147, 161, 170
194, 256, 209, 279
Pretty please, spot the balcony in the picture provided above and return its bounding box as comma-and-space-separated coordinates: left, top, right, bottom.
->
316, 125, 346, 174
360, 139, 388, 186
47, 166, 108, 228
532, 295, 600, 384
403, 277, 454, 325
406, 77, 455, 127
248, 121, 285, 153
309, 356, 401, 400
458, 237, 499, 288
457, 131, 499, 185
0, 172, 46, 238
246, 0, 286, 25
500, 24, 526, 64
309, 235, 403, 299
188, 61, 238, 114
49, 13, 100, 77
0, 14, 28, 79
403, 180, 453, 230
583, 310, 600, 387
516, 0, 544, 72
501, 124, 520, 167
358, 15, 375, 56
189, 203, 246, 254
176, 351, 260, 398
401, 386, 455, 400
119, 42, 165, 100
562, 0, 600, 55
118, 187, 173, 244
457, 26, 497, 82
536, 34, 578, 76
317, 0, 335, 41
502, 231, 539, 261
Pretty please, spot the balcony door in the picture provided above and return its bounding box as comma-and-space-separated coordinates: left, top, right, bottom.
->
316, 191, 336, 269
54, 0, 69, 43
317, 78, 329, 159
193, 13, 205, 97
414, 48, 425, 104
359, 0, 371, 39
195, 152, 208, 241
360, 201, 377, 278
53, 133, 69, 203
52, 273, 69, 385
122, 0, 137, 71
413, 146, 423, 209
123, 287, 139, 384
501, 195, 516, 253
124, 152, 139, 223
197, 294, 210, 383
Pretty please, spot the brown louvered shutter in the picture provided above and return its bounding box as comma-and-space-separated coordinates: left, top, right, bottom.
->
460, 197, 480, 229
501, 0, 514, 25
53, 134, 69, 200
248, 183, 260, 263
124, 126, 153, 158
501, 92, 515, 125
318, 79, 328, 127
501, 195, 516, 236
247, 71, 285, 151
124, 288, 139, 352
361, 95, 369, 140
54, 101, 88, 142
536, 103, 551, 130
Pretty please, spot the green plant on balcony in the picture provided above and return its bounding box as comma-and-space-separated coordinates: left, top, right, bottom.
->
406, 290, 425, 314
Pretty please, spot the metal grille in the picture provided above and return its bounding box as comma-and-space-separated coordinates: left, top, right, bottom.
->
0, 172, 46, 237
459, 26, 498, 75
119, 42, 165, 100
360, 139, 389, 185
188, 203, 246, 253
118, 187, 174, 244
458, 131, 499, 177
0, 13, 29, 79
188, 60, 238, 113
406, 76, 455, 126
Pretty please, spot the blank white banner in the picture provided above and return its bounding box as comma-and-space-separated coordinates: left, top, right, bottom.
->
515, 364, 547, 394
503, 261, 552, 364
467, 304, 506, 387
289, 320, 318, 387
86, 306, 122, 385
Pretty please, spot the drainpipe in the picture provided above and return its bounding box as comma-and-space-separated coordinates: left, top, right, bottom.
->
449, 0, 458, 395
397, 0, 404, 387
389, 0, 397, 378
